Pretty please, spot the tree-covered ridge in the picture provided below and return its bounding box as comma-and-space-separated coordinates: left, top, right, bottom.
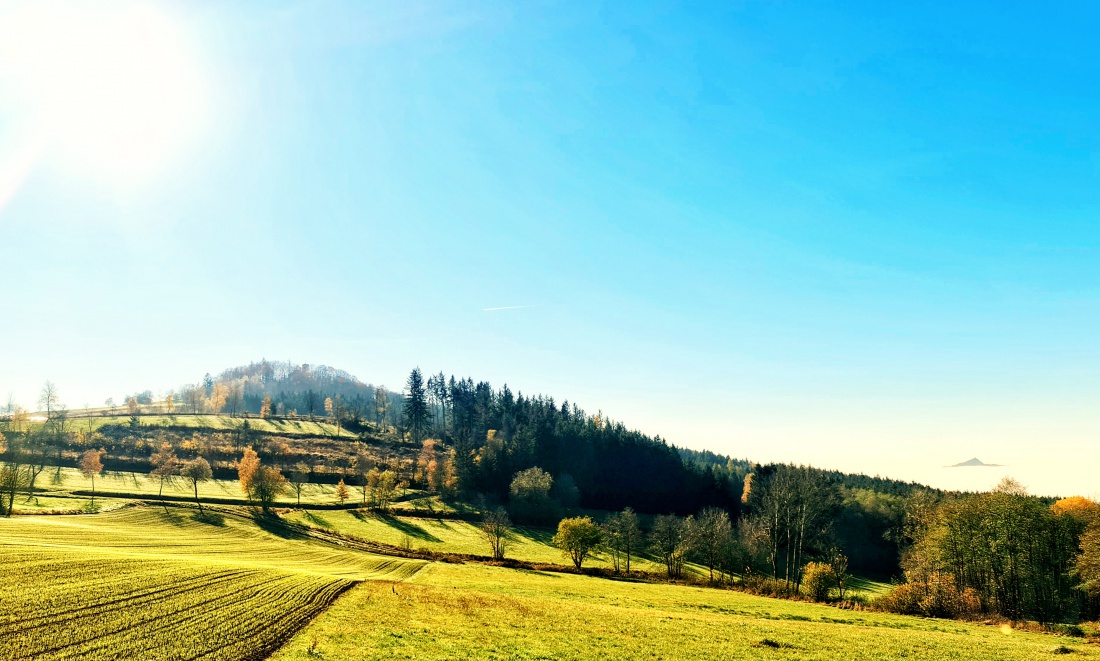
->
409, 370, 740, 516
144, 362, 942, 519
166, 361, 404, 425
163, 362, 740, 515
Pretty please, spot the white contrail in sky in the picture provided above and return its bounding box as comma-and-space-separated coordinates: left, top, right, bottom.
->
483, 305, 535, 312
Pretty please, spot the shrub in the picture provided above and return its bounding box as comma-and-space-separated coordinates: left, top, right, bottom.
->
875, 581, 925, 616
802, 562, 833, 602
552, 517, 602, 569
874, 571, 982, 619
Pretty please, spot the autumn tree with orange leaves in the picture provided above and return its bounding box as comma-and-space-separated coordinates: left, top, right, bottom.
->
80, 449, 105, 508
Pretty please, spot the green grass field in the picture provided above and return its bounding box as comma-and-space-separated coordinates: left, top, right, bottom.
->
284, 509, 894, 599
0, 504, 1090, 660
44, 413, 356, 438
0, 506, 425, 660
272, 561, 1096, 660
288, 508, 673, 573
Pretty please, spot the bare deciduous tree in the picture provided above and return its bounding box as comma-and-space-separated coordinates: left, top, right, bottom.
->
688, 506, 733, 583
80, 448, 105, 508
38, 382, 59, 420
150, 442, 180, 501
480, 507, 512, 560
288, 462, 309, 507
0, 436, 31, 517
603, 507, 641, 573
180, 457, 212, 515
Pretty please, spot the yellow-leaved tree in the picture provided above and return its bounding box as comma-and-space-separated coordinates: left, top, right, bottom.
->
80, 448, 105, 508
237, 447, 260, 503
208, 383, 228, 415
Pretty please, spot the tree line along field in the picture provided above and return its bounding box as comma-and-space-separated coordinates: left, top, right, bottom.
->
0, 506, 425, 660
287, 508, 888, 601
29, 466, 368, 508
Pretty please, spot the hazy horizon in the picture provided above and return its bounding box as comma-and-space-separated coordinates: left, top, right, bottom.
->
3, 2, 1099, 500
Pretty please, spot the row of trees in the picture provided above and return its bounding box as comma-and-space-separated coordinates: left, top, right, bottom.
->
883, 479, 1100, 623
473, 502, 850, 603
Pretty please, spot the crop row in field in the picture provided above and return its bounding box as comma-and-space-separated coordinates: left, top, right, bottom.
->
0, 507, 426, 660
0, 553, 352, 661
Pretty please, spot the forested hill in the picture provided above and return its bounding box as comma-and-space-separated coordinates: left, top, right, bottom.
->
160, 361, 943, 515
165, 361, 404, 423
679, 447, 943, 498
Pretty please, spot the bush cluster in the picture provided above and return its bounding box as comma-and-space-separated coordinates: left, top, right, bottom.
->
875, 571, 981, 618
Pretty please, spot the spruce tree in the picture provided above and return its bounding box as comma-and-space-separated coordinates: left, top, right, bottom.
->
403, 368, 429, 442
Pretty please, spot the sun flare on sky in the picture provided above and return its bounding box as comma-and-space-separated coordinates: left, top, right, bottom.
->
0, 1, 206, 193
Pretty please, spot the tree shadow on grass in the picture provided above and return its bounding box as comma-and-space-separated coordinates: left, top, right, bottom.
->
192, 511, 226, 527
153, 507, 190, 527
516, 568, 562, 578
252, 512, 308, 539
303, 511, 332, 528
514, 525, 556, 546
352, 509, 443, 543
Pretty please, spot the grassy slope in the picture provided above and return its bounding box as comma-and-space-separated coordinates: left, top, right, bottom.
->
288, 509, 670, 573
0, 507, 425, 660
285, 509, 891, 599
45, 413, 356, 437
273, 561, 1095, 661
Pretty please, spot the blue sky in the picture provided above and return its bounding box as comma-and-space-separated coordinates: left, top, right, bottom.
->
2, 1, 1099, 495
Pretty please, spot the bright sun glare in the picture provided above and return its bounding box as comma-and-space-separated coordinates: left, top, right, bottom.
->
0, 2, 206, 189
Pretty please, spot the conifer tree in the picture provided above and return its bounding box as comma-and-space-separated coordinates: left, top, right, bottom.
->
403, 368, 429, 442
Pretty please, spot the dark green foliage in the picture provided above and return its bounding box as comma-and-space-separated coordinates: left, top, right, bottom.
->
403, 368, 430, 443
833, 488, 907, 578
440, 376, 738, 516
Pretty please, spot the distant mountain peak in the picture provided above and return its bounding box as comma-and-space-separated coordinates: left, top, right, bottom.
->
948, 457, 1002, 468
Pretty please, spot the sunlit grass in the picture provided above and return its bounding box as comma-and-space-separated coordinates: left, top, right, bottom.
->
0, 507, 425, 660
285, 508, 673, 573
32, 466, 358, 507
273, 561, 1097, 661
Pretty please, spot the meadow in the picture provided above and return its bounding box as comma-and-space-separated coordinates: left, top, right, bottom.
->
273, 561, 1096, 661
31, 466, 352, 507
0, 500, 1092, 660
0, 506, 425, 660
288, 508, 672, 573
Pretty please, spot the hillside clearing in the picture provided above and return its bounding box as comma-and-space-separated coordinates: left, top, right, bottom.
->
36, 414, 357, 438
